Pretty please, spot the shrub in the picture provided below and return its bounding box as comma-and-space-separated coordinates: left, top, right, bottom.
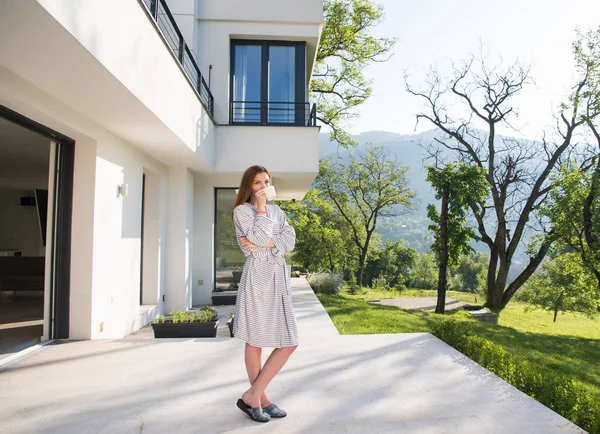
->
431, 317, 600, 433
372, 276, 390, 291
307, 272, 343, 294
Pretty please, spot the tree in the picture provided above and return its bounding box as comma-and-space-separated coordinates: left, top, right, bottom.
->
517, 253, 600, 322
364, 240, 418, 289
312, 0, 395, 146
405, 42, 600, 308
540, 28, 600, 291
540, 163, 600, 292
452, 251, 489, 294
316, 145, 414, 286
426, 163, 489, 313
279, 189, 355, 273
408, 253, 438, 290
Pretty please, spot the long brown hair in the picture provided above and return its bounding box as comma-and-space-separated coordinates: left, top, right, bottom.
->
232, 166, 271, 230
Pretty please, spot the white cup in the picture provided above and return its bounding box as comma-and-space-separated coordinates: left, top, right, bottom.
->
264, 185, 276, 201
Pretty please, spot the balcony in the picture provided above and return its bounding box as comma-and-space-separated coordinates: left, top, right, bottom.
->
142, 0, 214, 117
230, 101, 317, 126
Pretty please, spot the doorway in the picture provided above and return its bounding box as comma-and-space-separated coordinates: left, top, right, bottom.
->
0, 105, 74, 358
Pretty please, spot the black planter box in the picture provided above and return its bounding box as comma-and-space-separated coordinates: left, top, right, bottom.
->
212, 290, 237, 305
151, 320, 218, 338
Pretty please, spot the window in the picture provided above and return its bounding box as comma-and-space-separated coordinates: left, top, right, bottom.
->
231, 40, 306, 125
214, 188, 243, 291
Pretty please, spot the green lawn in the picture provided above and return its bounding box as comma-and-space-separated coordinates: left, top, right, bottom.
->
316, 290, 600, 391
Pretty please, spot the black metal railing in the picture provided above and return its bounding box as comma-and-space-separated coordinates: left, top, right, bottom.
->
142, 0, 214, 116
230, 101, 317, 126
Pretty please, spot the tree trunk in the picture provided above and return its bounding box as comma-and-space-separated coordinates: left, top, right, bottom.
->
499, 236, 554, 307
356, 230, 374, 287
357, 247, 368, 287
436, 192, 449, 314
553, 292, 564, 323
485, 250, 501, 307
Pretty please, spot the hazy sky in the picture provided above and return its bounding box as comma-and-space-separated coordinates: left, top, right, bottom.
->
348, 0, 600, 139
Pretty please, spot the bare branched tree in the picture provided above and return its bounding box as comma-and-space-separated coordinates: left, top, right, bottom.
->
405, 50, 596, 308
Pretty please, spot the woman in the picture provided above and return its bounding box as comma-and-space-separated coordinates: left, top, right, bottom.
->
232, 165, 299, 423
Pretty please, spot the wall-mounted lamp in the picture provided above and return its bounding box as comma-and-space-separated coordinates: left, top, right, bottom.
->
117, 183, 128, 197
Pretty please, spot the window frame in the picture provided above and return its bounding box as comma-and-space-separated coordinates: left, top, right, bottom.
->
229, 39, 307, 126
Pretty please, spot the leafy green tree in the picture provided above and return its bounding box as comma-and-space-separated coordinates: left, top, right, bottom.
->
405, 32, 600, 308
312, 0, 395, 146
408, 253, 438, 290
539, 28, 600, 291
364, 240, 418, 289
540, 162, 600, 291
317, 145, 414, 286
452, 251, 489, 294
279, 189, 354, 273
427, 163, 489, 313
517, 253, 600, 322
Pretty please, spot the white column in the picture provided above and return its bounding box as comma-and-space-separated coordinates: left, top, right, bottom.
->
69, 138, 97, 340
165, 167, 194, 312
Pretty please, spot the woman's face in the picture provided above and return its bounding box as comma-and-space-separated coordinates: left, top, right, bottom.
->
251, 172, 270, 196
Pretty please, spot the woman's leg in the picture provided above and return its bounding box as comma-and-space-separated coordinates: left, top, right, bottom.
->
242, 345, 298, 406
244, 344, 262, 407
244, 344, 275, 406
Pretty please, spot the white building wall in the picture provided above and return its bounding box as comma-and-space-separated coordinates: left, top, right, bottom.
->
1, 0, 215, 171
0, 65, 169, 340
197, 0, 323, 25
33, 0, 212, 161
165, 0, 196, 55
215, 126, 319, 175
191, 174, 216, 306
165, 167, 194, 313
91, 138, 168, 339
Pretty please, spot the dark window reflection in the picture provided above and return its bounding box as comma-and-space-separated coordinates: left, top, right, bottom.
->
215, 188, 244, 291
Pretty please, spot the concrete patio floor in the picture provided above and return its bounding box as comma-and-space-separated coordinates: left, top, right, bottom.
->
0, 278, 584, 433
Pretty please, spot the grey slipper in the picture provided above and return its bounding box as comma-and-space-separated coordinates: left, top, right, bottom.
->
237, 399, 271, 423
263, 403, 287, 418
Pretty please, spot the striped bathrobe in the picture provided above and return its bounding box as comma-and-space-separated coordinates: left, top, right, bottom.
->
232, 203, 299, 348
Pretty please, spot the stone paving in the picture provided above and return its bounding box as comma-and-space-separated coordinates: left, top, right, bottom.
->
0, 278, 584, 433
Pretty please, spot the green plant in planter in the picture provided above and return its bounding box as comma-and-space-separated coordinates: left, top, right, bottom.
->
153, 307, 217, 324
153, 315, 167, 324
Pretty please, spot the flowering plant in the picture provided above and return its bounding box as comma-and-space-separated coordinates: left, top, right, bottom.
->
232, 264, 242, 272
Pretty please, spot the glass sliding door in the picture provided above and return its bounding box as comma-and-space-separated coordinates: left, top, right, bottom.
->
214, 189, 244, 291
232, 45, 262, 123
268, 46, 295, 124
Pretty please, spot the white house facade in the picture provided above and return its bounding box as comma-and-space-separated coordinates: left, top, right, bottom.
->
0, 0, 322, 346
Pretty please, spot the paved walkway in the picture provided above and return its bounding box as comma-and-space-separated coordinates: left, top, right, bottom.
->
0, 279, 584, 433
367, 297, 470, 311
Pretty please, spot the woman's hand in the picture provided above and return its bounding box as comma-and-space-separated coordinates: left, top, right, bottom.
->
240, 237, 275, 249
254, 188, 268, 211
240, 237, 258, 250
